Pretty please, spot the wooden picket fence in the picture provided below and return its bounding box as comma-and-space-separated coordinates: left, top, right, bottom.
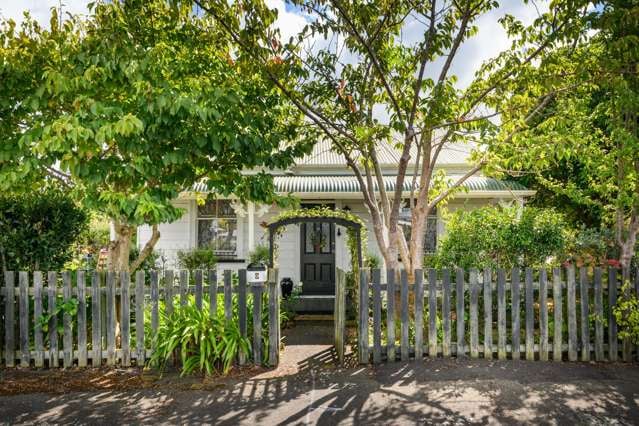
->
359, 267, 639, 364
0, 269, 280, 368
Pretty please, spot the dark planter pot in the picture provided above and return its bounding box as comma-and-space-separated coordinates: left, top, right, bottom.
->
280, 277, 294, 299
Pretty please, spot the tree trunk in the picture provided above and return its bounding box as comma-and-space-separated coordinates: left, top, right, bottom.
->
107, 219, 133, 273
619, 232, 637, 270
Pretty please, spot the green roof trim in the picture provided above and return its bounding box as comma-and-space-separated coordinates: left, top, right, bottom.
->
191, 175, 530, 194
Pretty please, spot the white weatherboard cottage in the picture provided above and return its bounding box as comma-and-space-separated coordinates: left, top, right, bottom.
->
138, 141, 533, 310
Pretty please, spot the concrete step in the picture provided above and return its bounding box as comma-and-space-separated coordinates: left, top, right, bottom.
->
291, 294, 335, 313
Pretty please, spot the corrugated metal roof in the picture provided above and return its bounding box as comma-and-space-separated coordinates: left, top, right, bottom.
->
297, 139, 474, 166
191, 175, 529, 193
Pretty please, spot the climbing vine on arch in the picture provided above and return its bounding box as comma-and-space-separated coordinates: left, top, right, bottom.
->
267, 207, 367, 278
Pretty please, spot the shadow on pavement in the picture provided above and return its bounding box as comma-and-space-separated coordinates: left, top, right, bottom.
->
2, 357, 639, 425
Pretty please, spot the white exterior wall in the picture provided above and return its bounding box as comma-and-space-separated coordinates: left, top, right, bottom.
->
139, 196, 510, 283
137, 199, 193, 269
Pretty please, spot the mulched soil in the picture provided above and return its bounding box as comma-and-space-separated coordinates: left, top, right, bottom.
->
0, 322, 345, 395
0, 364, 272, 396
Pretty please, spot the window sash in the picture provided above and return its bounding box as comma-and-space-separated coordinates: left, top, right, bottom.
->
197, 200, 238, 256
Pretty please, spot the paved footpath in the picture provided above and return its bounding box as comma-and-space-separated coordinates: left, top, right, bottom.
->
1, 358, 639, 425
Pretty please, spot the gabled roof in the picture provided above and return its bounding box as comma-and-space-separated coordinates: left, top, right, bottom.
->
295, 139, 474, 167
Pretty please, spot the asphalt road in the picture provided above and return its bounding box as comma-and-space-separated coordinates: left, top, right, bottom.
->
1, 358, 639, 425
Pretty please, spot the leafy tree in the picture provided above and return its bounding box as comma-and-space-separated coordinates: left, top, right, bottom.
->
189, 0, 590, 276
491, 0, 638, 268
432, 206, 571, 270
0, 190, 88, 272
0, 1, 309, 272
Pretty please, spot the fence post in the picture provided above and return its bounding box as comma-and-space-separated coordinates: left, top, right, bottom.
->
77, 271, 88, 368
442, 269, 451, 358
539, 269, 549, 361
428, 269, 438, 357
105, 271, 116, 366
567, 266, 578, 362
268, 269, 280, 367
497, 269, 506, 360
622, 267, 633, 362
120, 271, 131, 367
579, 267, 590, 362
195, 270, 203, 310
594, 267, 604, 361
179, 270, 188, 306
608, 268, 618, 362
33, 271, 45, 368
552, 268, 563, 362
135, 270, 145, 365
456, 268, 465, 357
525, 268, 534, 361
48, 271, 58, 368
335, 268, 347, 365
469, 268, 479, 359
164, 270, 174, 317
224, 270, 232, 322
252, 282, 263, 366
91, 271, 102, 367
386, 269, 396, 362
483, 269, 493, 360
150, 270, 159, 355
238, 270, 248, 366
4, 272, 16, 368
511, 268, 521, 361
19, 272, 30, 368
400, 270, 409, 362
208, 269, 217, 317
359, 269, 369, 364
371, 269, 382, 364
415, 270, 424, 360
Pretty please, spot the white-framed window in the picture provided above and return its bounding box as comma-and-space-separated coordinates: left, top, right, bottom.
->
400, 205, 438, 254
197, 199, 237, 257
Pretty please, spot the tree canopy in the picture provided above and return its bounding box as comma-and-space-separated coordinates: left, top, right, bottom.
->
190, 0, 592, 275
0, 0, 310, 270
491, 0, 639, 267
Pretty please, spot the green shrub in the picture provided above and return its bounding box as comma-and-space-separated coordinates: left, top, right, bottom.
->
614, 281, 639, 345
0, 190, 88, 272
150, 296, 250, 375
248, 244, 270, 265
176, 248, 217, 270
432, 205, 571, 270
365, 252, 381, 269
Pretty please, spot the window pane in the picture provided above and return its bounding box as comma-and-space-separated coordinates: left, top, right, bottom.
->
217, 200, 235, 218
213, 218, 237, 255
198, 200, 217, 217
321, 222, 331, 253
305, 223, 316, 253
198, 219, 237, 255
198, 219, 216, 248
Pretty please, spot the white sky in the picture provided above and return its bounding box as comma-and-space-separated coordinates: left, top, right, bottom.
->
2, 0, 547, 90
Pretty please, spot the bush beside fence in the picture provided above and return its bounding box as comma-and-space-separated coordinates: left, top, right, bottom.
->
0, 269, 280, 369
359, 267, 639, 364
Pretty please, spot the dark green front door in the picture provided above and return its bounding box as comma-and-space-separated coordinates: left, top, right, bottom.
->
300, 221, 335, 295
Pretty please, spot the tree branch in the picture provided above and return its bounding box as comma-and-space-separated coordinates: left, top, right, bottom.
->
130, 224, 160, 272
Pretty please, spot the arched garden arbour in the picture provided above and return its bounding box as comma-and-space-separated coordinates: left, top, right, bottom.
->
266, 216, 363, 269
265, 208, 365, 364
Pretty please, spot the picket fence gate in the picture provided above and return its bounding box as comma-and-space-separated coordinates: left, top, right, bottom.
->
359, 266, 639, 364
0, 269, 280, 369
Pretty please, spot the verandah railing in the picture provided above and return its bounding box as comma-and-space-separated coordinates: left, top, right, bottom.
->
0, 269, 280, 369
359, 267, 639, 364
